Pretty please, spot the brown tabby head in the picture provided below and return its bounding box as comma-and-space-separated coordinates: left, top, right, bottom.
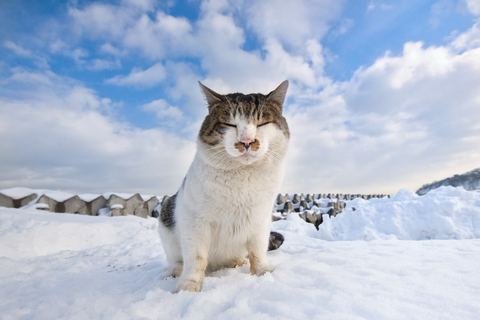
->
198, 81, 290, 168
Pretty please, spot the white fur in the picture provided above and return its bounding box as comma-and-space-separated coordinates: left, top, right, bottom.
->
159, 118, 289, 293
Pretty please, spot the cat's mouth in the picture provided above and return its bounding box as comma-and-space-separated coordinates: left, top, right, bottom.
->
238, 152, 257, 163
238, 147, 264, 162
240, 151, 255, 157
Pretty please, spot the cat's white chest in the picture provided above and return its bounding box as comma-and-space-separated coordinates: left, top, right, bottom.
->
185, 153, 282, 214
175, 153, 282, 269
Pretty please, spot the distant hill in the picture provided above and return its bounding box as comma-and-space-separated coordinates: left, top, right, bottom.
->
416, 168, 480, 195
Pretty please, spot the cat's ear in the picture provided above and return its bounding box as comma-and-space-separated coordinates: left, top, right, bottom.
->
266, 80, 289, 110
198, 81, 223, 110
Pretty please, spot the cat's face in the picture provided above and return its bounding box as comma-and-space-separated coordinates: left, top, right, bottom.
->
198, 81, 290, 168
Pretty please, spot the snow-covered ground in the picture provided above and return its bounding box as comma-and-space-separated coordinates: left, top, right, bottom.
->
1, 187, 479, 319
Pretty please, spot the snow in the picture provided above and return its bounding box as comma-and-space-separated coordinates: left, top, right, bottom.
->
0, 187, 72, 202
1, 186, 479, 319
314, 188, 480, 241
0, 187, 161, 206
0, 187, 38, 200
98, 207, 112, 217
43, 191, 76, 202
78, 193, 103, 202
102, 192, 135, 200
141, 195, 158, 202
32, 203, 49, 210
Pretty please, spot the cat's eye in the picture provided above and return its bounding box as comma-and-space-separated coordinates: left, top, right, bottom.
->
258, 122, 272, 127
223, 123, 237, 128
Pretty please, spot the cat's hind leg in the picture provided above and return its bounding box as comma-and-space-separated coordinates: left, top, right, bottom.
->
158, 196, 184, 279
159, 223, 184, 279
225, 257, 248, 268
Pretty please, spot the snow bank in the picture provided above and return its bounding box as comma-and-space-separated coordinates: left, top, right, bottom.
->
314, 187, 480, 241
0, 207, 157, 260
1, 186, 480, 319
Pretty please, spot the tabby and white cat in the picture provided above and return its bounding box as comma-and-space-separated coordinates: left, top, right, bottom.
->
159, 80, 290, 293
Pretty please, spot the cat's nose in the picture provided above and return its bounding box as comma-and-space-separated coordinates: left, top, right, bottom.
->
241, 138, 252, 146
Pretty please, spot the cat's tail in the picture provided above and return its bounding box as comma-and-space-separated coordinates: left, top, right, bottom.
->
268, 231, 284, 251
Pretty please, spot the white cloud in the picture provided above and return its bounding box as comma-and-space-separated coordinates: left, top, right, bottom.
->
367, 2, 394, 12
100, 43, 123, 56
4, 41, 32, 56
263, 38, 322, 87
367, 2, 376, 12
465, 0, 480, 15
244, 0, 344, 50
9, 67, 56, 85
4, 41, 49, 68
122, 0, 155, 11
160, 62, 207, 123
65, 0, 336, 96
430, 0, 456, 28
49, 40, 68, 54
282, 32, 480, 194
69, 3, 194, 60
71, 48, 89, 63
106, 63, 166, 87
87, 59, 121, 71
69, 3, 135, 40
362, 42, 455, 89
141, 99, 183, 122
49, 40, 89, 64
330, 18, 354, 37
192, 4, 332, 97
0, 70, 195, 195
68, 0, 343, 64
122, 11, 194, 59
451, 22, 480, 51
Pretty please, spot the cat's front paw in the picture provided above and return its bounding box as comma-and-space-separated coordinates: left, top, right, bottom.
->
251, 264, 275, 276
173, 279, 202, 293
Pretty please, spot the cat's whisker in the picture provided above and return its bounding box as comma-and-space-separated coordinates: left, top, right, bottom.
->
206, 151, 227, 167
266, 149, 284, 164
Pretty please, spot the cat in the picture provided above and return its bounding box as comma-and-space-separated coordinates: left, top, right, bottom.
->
158, 80, 290, 293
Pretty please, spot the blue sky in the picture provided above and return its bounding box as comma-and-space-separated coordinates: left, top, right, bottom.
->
1, 0, 480, 195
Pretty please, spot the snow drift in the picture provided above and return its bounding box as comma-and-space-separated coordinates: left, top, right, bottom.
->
0, 186, 479, 319
317, 187, 480, 241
